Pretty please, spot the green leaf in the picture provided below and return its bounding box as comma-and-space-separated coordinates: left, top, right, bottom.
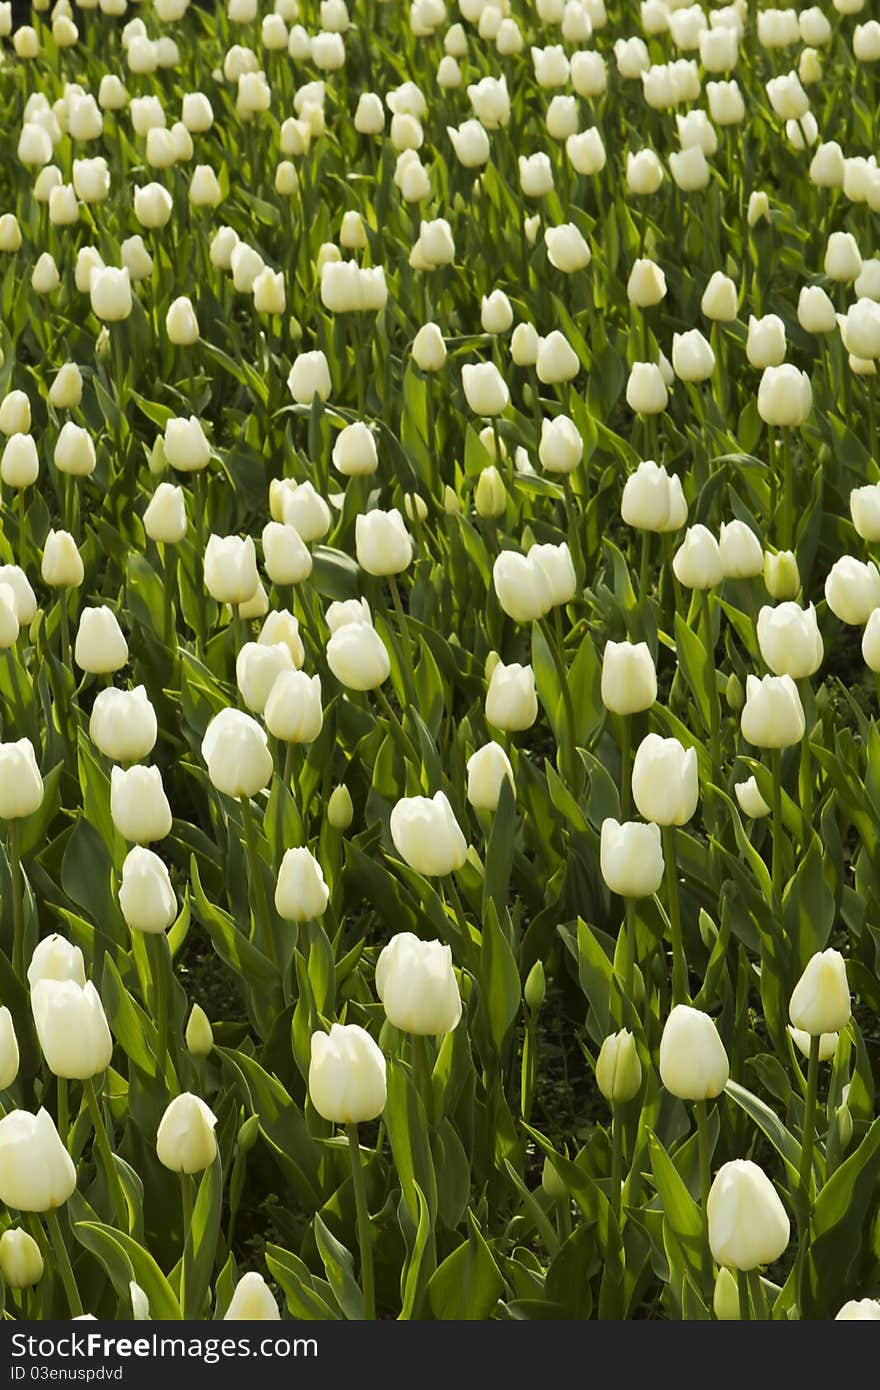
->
427, 1210, 504, 1320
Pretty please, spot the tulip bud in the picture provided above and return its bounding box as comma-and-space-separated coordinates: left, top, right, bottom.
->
355, 509, 413, 576
524, 960, 546, 1010
412, 322, 446, 372
224, 1271, 280, 1320
111, 765, 172, 843
713, 1267, 741, 1320
275, 847, 329, 922
707, 1160, 790, 1270
119, 847, 176, 933
672, 524, 723, 590
0, 1109, 76, 1212
326, 622, 390, 690
600, 818, 664, 897
595, 1030, 642, 1104
166, 296, 199, 346
144, 483, 187, 544
90, 267, 132, 322
789, 949, 851, 1035
328, 784, 354, 831
474, 465, 507, 518
75, 607, 128, 674
41, 530, 83, 589
308, 1023, 387, 1124
0, 1229, 43, 1289
757, 602, 823, 678
376, 932, 462, 1035
719, 520, 763, 578
735, 776, 771, 818
622, 460, 687, 533
825, 555, 880, 624
626, 362, 668, 415
825, 230, 862, 283
741, 673, 805, 748
763, 549, 800, 601
462, 361, 509, 416
157, 1093, 218, 1173
48, 364, 83, 411
288, 351, 332, 405
701, 270, 738, 322
1, 434, 39, 489
186, 1003, 214, 1057
28, 935, 85, 990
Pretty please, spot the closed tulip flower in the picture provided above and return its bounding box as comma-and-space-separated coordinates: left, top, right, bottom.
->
90, 266, 132, 322
1, 434, 38, 489
390, 792, 467, 877
595, 1030, 642, 1104
0, 1229, 43, 1289
626, 362, 668, 414
166, 297, 199, 347
0, 390, 30, 437
309, 1023, 387, 1124
486, 661, 538, 731
355, 509, 413, 576
0, 1109, 77, 1212
204, 535, 259, 606
91, 686, 157, 762
719, 520, 763, 578
531, 542, 576, 607
275, 480, 331, 541
236, 641, 294, 715
327, 623, 390, 690
741, 673, 805, 747
788, 1025, 838, 1062
260, 610, 305, 667
462, 361, 509, 416
735, 777, 771, 818
746, 314, 786, 368
493, 551, 553, 622
275, 847, 329, 921
41, 530, 83, 589
28, 936, 85, 989
518, 152, 554, 196
332, 422, 378, 477
538, 414, 583, 474
862, 609, 880, 670
0, 739, 44, 820
851, 482, 880, 541
288, 350, 332, 405
632, 734, 698, 825
707, 1160, 790, 1270
376, 933, 461, 1035
119, 847, 176, 934
659, 1004, 729, 1100
797, 285, 837, 335
261, 522, 311, 588
328, 784, 354, 830
701, 271, 738, 321
466, 742, 514, 811
756, 603, 823, 678
672, 329, 715, 382
537, 331, 580, 384
567, 126, 606, 174
600, 818, 664, 897
264, 671, 322, 744
0, 1006, 18, 1089
627, 258, 666, 307
202, 708, 273, 798
54, 422, 95, 477
32, 979, 112, 1080
825, 555, 880, 624
412, 322, 446, 372
75, 605, 128, 675
601, 640, 657, 715
757, 365, 813, 426
144, 483, 187, 544
48, 364, 83, 411
836, 1300, 880, 1320
481, 290, 514, 334
121, 235, 153, 283
157, 1093, 218, 1173
224, 1272, 280, 1321
164, 416, 211, 472
622, 460, 687, 532
789, 949, 851, 1034
669, 144, 710, 191
111, 765, 172, 843
825, 231, 862, 283
673, 524, 723, 589
626, 148, 664, 195
545, 223, 591, 273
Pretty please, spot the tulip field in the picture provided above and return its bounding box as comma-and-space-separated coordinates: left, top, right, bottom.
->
4, 0, 880, 1329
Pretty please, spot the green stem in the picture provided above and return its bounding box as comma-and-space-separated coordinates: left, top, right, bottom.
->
411, 1033, 435, 1126
375, 683, 419, 767
240, 795, 278, 969
770, 748, 784, 910
192, 471, 209, 654
163, 543, 178, 649
59, 594, 71, 672
780, 426, 794, 552
622, 897, 636, 1002
748, 1268, 768, 1321
799, 1034, 820, 1206
9, 819, 24, 984
737, 1268, 752, 1321
83, 1076, 128, 1230
345, 1123, 376, 1319
388, 574, 417, 706
695, 1099, 711, 1265
179, 1173, 194, 1318
700, 589, 721, 789
638, 530, 651, 601
46, 1210, 83, 1317
539, 615, 578, 790
619, 714, 632, 818
17, 488, 26, 569
662, 825, 687, 1005
149, 931, 169, 1090
610, 1105, 623, 1223
57, 1076, 68, 1145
